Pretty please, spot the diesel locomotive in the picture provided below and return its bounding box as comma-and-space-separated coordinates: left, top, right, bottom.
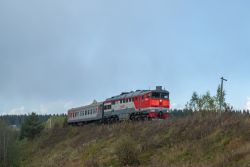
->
67, 86, 170, 125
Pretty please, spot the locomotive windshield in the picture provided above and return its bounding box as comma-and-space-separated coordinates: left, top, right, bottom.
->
151, 92, 169, 99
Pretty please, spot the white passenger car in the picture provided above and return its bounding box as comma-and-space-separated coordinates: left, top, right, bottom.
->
67, 101, 103, 125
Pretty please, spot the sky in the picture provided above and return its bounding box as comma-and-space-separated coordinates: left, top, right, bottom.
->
1, 0, 250, 115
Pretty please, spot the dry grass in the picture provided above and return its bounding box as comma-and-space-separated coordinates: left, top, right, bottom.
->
19, 112, 250, 167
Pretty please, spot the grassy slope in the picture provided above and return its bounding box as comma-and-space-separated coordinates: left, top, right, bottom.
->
19, 112, 250, 167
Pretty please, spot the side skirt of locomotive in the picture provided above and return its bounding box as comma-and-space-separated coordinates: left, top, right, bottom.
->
102, 110, 169, 124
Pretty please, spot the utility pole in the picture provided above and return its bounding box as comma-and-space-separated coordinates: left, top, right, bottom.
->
220, 77, 227, 115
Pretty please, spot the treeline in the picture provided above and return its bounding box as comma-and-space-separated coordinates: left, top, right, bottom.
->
0, 114, 66, 128
170, 108, 250, 118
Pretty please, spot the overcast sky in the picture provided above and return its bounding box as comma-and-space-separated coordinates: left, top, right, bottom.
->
1, 0, 250, 115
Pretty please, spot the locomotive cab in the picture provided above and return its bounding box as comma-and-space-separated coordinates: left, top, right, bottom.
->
146, 87, 170, 119
148, 91, 170, 108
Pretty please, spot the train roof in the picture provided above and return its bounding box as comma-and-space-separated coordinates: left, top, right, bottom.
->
105, 88, 169, 101
68, 101, 103, 112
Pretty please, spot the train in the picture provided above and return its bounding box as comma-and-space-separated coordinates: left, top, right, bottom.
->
67, 86, 170, 125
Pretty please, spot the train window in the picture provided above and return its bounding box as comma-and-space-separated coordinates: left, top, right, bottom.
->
126, 99, 128, 103
104, 105, 111, 110
120, 100, 122, 103
123, 99, 125, 103
152, 92, 160, 98
161, 93, 169, 99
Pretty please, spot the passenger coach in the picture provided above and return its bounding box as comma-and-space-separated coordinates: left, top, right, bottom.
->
67, 101, 103, 125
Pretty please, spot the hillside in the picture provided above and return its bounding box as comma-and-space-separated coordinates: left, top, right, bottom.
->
18, 112, 250, 167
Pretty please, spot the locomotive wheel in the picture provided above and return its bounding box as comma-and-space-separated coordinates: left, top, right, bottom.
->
130, 114, 135, 121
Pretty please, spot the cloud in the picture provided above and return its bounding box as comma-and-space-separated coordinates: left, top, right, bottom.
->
2, 106, 26, 115
245, 97, 250, 110
1, 100, 83, 115
34, 100, 79, 114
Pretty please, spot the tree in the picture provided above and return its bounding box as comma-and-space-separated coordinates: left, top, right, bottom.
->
186, 91, 215, 111
0, 120, 19, 167
186, 85, 228, 111
20, 112, 43, 140
215, 84, 228, 110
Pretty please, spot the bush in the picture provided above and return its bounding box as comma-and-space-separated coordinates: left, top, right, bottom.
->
115, 136, 140, 166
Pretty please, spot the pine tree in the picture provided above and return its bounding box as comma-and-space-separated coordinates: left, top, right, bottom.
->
20, 112, 43, 140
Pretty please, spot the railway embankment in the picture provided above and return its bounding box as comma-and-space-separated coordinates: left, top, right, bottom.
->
18, 111, 250, 167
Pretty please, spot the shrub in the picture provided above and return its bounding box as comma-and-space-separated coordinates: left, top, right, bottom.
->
115, 136, 140, 166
